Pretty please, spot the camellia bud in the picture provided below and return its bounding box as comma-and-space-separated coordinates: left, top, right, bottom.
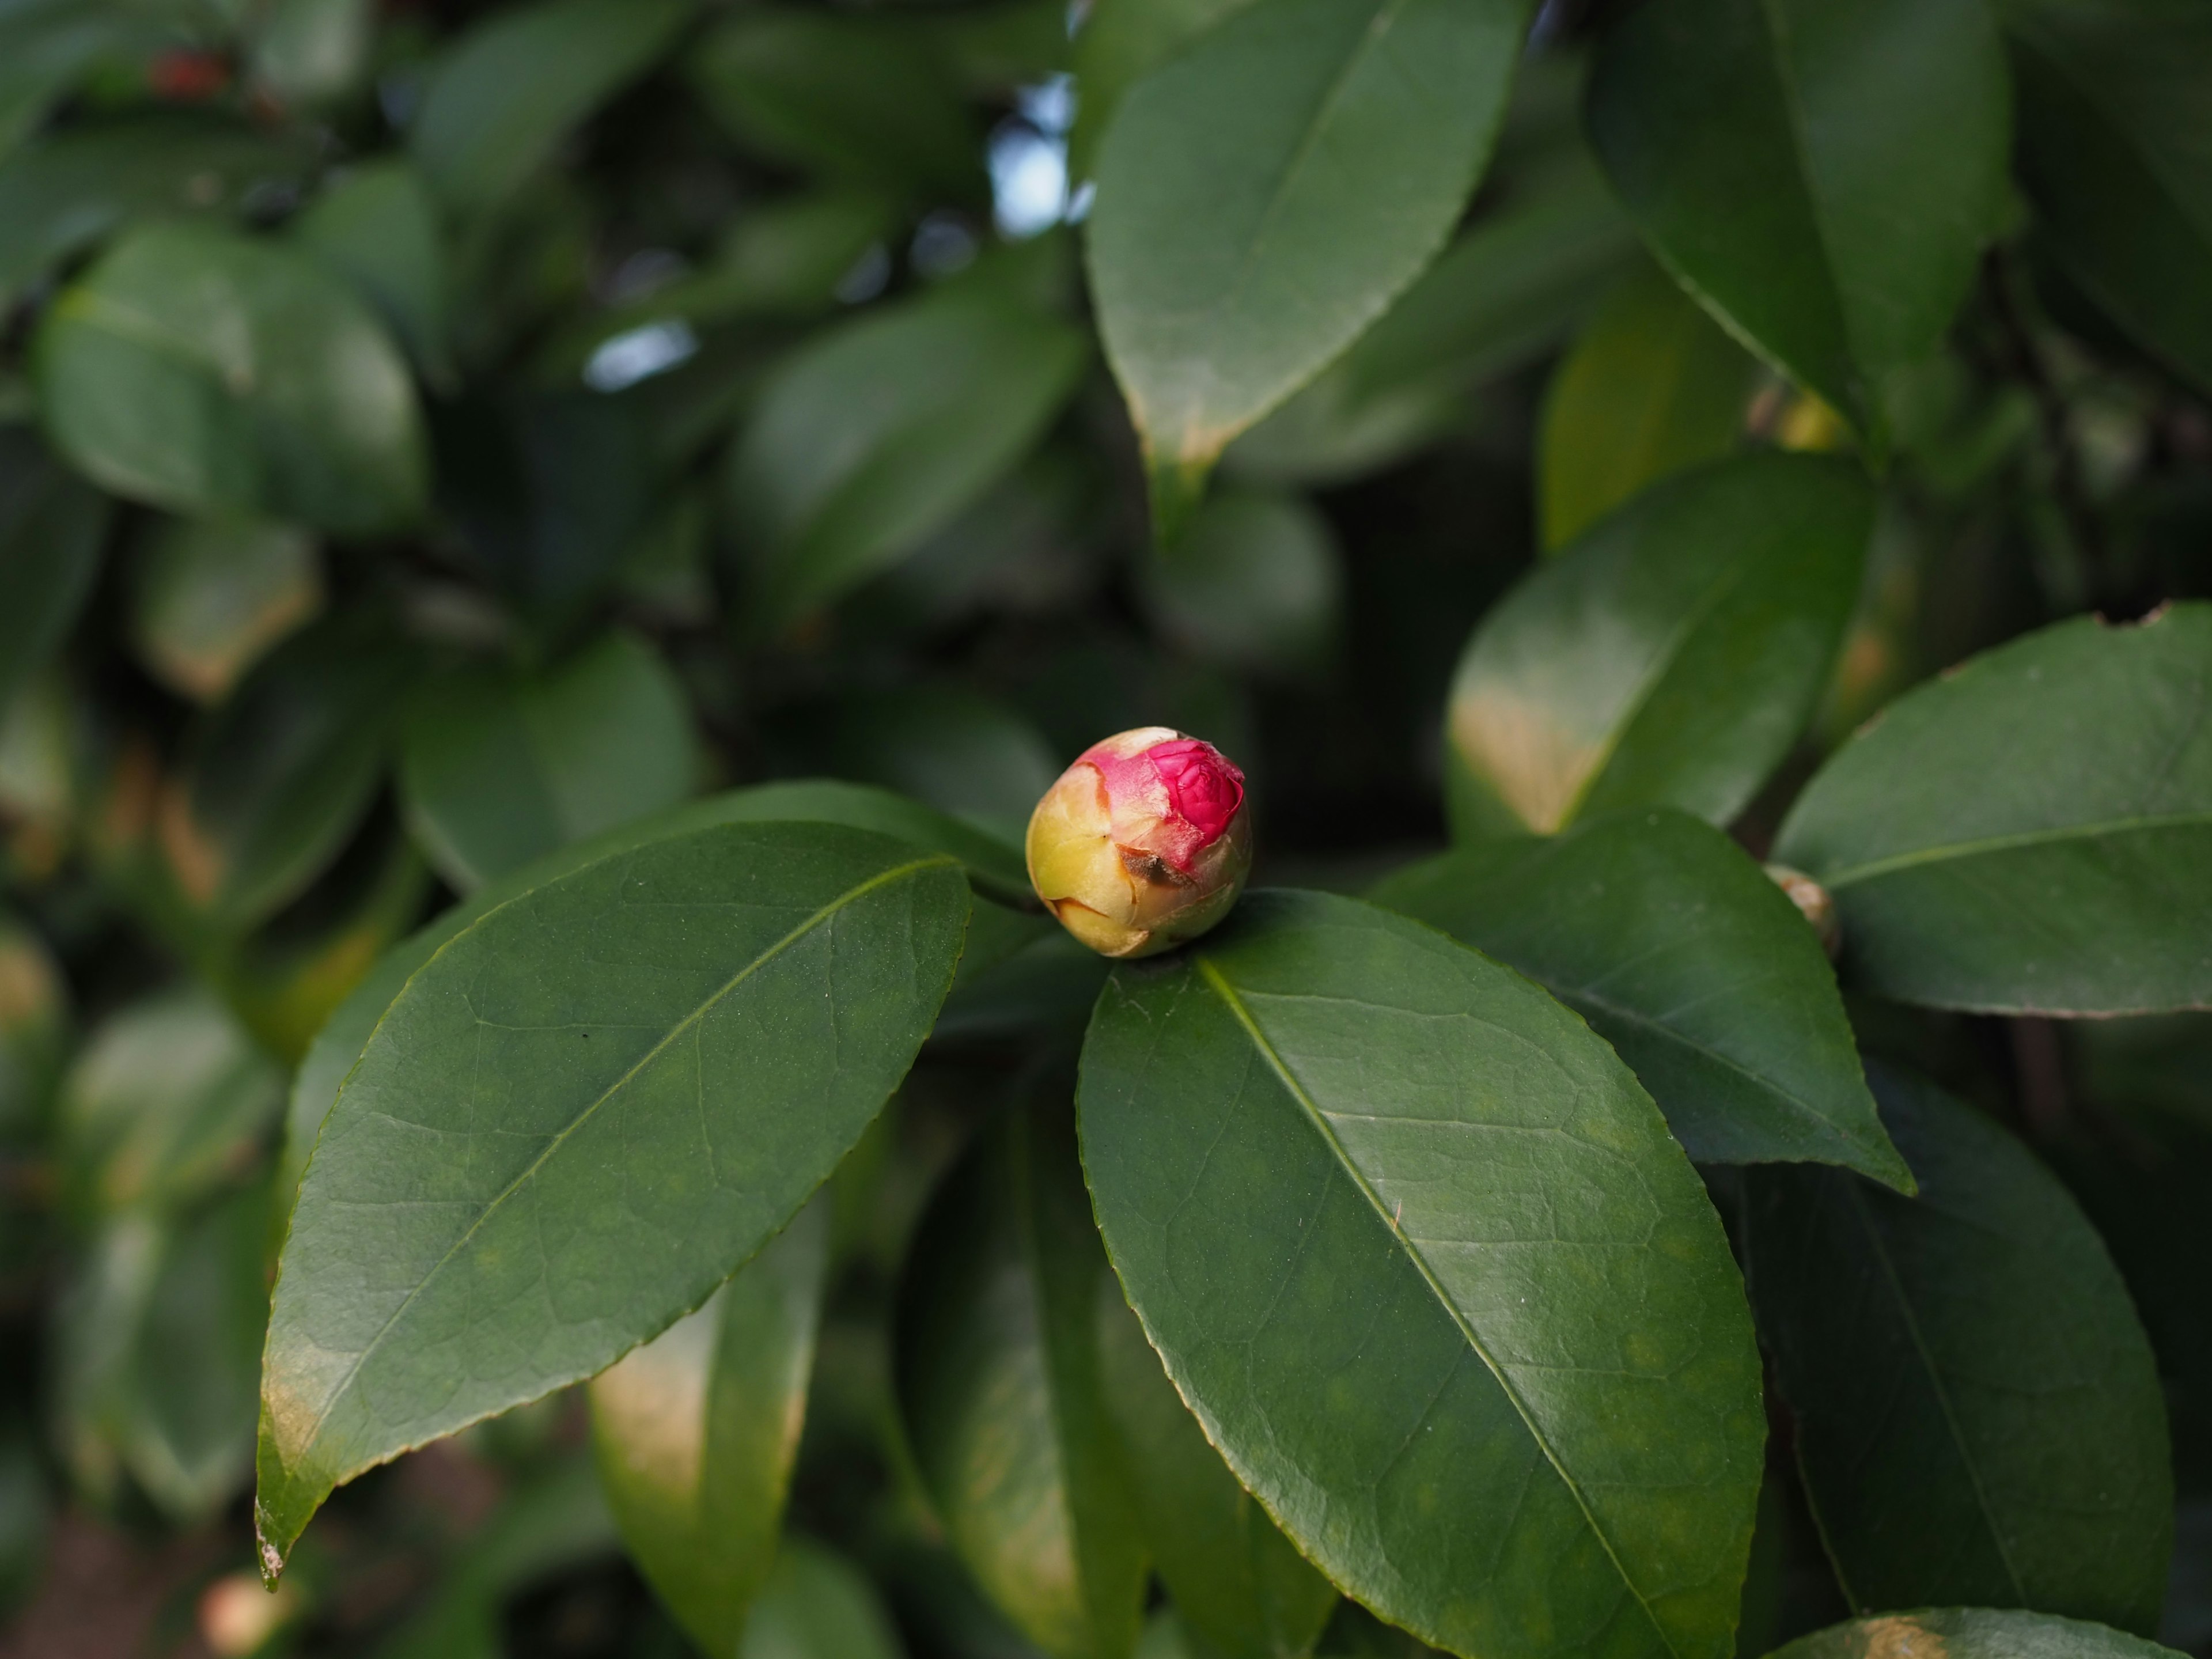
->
1026, 727, 1253, 959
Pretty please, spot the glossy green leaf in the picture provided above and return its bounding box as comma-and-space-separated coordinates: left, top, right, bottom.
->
1088, 0, 1531, 530
411, 0, 694, 217
729, 282, 1088, 632
278, 777, 1036, 1212
741, 1537, 909, 1659
292, 161, 454, 389
1771, 1609, 2186, 1659
1078, 889, 1764, 1659
689, 10, 983, 202
2002, 0, 2212, 396
590, 1198, 830, 1657
34, 221, 429, 534
399, 631, 698, 892
1067, 0, 1258, 181
1371, 810, 1908, 1187
0, 426, 109, 714
256, 821, 971, 1577
0, 116, 313, 309
1743, 1067, 2171, 1630
1774, 604, 2212, 1014
1586, 0, 2010, 441
1143, 488, 1340, 677
896, 1101, 1148, 1659
1446, 454, 1872, 837
57, 987, 284, 1222
130, 516, 322, 704
1539, 263, 1755, 549
1095, 1289, 1337, 1659
170, 619, 416, 931
55, 1182, 270, 1521
1230, 153, 1637, 485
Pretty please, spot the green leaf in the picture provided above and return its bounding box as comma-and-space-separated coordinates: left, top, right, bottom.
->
1446, 454, 1872, 838
0, 2, 169, 164
1743, 1067, 2171, 1631
411, 0, 695, 217
1228, 151, 1637, 486
129, 516, 322, 704
1774, 604, 2212, 1015
590, 1198, 830, 1656
1078, 889, 1764, 1659
2001, 0, 2212, 396
57, 987, 285, 1222
399, 631, 698, 893
1142, 488, 1341, 677
1067, 0, 1259, 183
56, 1185, 270, 1521
248, 0, 374, 109
170, 619, 416, 931
1095, 1289, 1337, 1659
740, 1538, 910, 1659
1371, 810, 1910, 1187
1586, 0, 2011, 442
0, 115, 314, 309
689, 10, 983, 202
1087, 0, 1531, 530
0, 426, 109, 714
291, 161, 454, 389
1770, 1609, 2186, 1659
256, 821, 970, 1577
729, 282, 1088, 632
896, 1100, 1149, 1659
1538, 263, 1755, 549
33, 221, 429, 535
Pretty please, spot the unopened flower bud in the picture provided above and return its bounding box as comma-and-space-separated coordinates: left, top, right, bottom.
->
1764, 863, 1840, 959
1027, 727, 1253, 959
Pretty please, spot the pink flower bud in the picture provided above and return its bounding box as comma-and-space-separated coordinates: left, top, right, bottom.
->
1026, 727, 1253, 959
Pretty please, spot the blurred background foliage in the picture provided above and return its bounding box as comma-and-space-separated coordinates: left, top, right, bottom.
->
0, 0, 2206, 1654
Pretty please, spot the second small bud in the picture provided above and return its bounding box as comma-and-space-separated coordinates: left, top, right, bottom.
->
1026, 727, 1253, 959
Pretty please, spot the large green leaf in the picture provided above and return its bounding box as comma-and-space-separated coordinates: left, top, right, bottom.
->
170, 619, 417, 932
33, 222, 429, 535
1771, 1609, 2186, 1659
0, 116, 313, 309
1371, 810, 1908, 1187
740, 1538, 910, 1659
1094, 1290, 1336, 1659
291, 161, 454, 389
689, 9, 983, 202
1586, 0, 2011, 442
1743, 1067, 2171, 1631
1227, 152, 1636, 485
1078, 890, 1764, 1659
256, 821, 969, 1575
1537, 263, 1754, 550
895, 1100, 1148, 1659
1067, 0, 1259, 181
0, 1, 172, 164
128, 515, 321, 704
1774, 604, 2212, 1015
590, 1198, 830, 1657
2001, 0, 2212, 396
1087, 0, 1531, 531
399, 631, 698, 893
411, 0, 695, 217
1446, 454, 1872, 838
0, 426, 109, 714
278, 777, 1036, 1211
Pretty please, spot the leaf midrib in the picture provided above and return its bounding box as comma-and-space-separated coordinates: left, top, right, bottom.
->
286, 851, 956, 1470
1817, 810, 2212, 888
1192, 955, 1681, 1659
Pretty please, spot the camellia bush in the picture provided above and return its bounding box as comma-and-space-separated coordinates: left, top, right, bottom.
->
1, 0, 2209, 1656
